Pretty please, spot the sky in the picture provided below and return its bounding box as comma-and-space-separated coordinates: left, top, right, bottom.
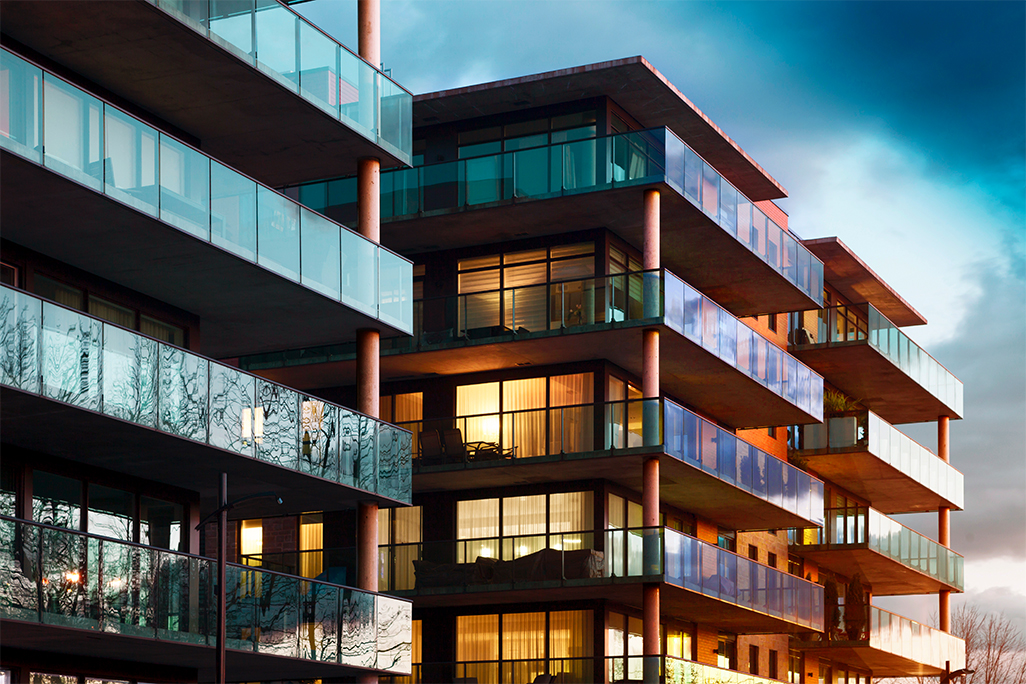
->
296, 0, 1026, 629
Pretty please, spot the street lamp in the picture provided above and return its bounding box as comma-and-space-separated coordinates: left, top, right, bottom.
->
195, 473, 282, 684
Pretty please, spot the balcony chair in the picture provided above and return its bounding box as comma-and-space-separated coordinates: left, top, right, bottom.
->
419, 430, 445, 465
441, 428, 469, 463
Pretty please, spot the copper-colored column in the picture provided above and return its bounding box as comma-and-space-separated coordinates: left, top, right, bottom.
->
356, 329, 380, 418
938, 415, 951, 632
642, 188, 661, 684
358, 157, 380, 242
358, 501, 379, 588
358, 0, 380, 67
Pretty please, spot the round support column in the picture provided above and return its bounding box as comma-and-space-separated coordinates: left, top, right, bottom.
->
642, 188, 661, 684
938, 416, 951, 633
358, 0, 380, 67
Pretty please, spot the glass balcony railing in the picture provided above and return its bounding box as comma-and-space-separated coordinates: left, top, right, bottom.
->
807, 604, 965, 673
791, 506, 963, 591
0, 48, 412, 334
287, 127, 823, 304
240, 270, 824, 420
0, 285, 412, 503
791, 410, 964, 509
0, 516, 412, 673
789, 303, 963, 417
396, 398, 822, 526
250, 527, 823, 631
869, 606, 965, 672
381, 656, 790, 684
147, 0, 412, 161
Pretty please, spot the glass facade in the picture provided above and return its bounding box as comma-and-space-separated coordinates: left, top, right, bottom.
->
288, 127, 824, 305
0, 48, 413, 335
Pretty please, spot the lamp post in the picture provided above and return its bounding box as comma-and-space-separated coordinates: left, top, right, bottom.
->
194, 473, 282, 684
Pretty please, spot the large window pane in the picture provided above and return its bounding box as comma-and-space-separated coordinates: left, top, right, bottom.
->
159, 134, 210, 239
104, 106, 158, 215
257, 186, 300, 281
88, 484, 135, 542
140, 496, 184, 551
43, 75, 103, 190
301, 207, 341, 299
33, 471, 82, 530
0, 50, 43, 162
211, 161, 257, 261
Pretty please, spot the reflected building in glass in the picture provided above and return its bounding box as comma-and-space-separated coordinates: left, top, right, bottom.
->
1, 6, 965, 684
0, 0, 414, 681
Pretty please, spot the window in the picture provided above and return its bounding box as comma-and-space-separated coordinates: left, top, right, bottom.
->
140, 496, 184, 551
378, 506, 423, 591
769, 650, 779, 679
665, 625, 693, 661
608, 612, 644, 682
34, 274, 84, 310
748, 544, 759, 561
457, 610, 593, 684
88, 295, 134, 328
767, 313, 778, 332
717, 634, 737, 670
456, 243, 595, 334
767, 426, 777, 439
768, 552, 778, 569
1, 262, 18, 286
788, 554, 802, 576
88, 484, 135, 542
381, 391, 424, 456
788, 649, 802, 683
240, 519, 263, 564
299, 512, 323, 580
717, 529, 736, 552
456, 492, 593, 562
0, 461, 17, 518
454, 373, 593, 458
32, 471, 82, 530
749, 644, 760, 675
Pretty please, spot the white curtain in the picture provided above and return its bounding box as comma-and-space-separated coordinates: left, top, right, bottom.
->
503, 377, 545, 457
549, 492, 593, 536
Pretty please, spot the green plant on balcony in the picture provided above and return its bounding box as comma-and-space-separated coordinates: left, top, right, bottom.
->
823, 389, 862, 413
822, 575, 843, 641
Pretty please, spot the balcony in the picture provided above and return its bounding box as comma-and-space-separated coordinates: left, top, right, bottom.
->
394, 398, 823, 531
286, 127, 824, 316
248, 527, 824, 634
0, 516, 412, 680
791, 506, 963, 595
789, 304, 963, 423
246, 270, 824, 428
790, 410, 963, 513
0, 285, 411, 515
796, 605, 965, 677
0, 49, 413, 355
383, 656, 799, 684
0, 0, 412, 182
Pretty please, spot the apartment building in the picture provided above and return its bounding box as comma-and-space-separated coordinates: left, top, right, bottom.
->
0, 0, 415, 681
238, 58, 968, 684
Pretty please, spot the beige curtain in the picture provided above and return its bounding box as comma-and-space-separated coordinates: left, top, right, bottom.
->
549, 492, 593, 538
503, 612, 545, 673
457, 382, 501, 445
503, 377, 545, 457
457, 614, 499, 682
392, 506, 421, 591
502, 495, 546, 558
549, 373, 594, 454
299, 514, 323, 580
503, 262, 547, 332
457, 498, 499, 540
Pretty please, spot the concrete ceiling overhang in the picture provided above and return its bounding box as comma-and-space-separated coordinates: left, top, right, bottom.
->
792, 343, 961, 423
795, 641, 949, 678
254, 322, 823, 429
1, 620, 395, 682
1, 152, 405, 358
794, 546, 962, 596
413, 57, 787, 202
1, 387, 407, 519
800, 450, 961, 513
407, 576, 815, 635
412, 450, 819, 532
0, 1, 408, 186
804, 237, 926, 327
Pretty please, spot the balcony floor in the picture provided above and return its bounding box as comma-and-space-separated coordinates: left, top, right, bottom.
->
256, 322, 819, 429
1, 152, 399, 357
795, 449, 960, 513
795, 640, 947, 678
414, 446, 814, 531
1, 620, 393, 681
378, 181, 817, 317
792, 546, 959, 595
792, 342, 959, 423
0, 3, 406, 183
406, 576, 814, 635
1, 387, 406, 518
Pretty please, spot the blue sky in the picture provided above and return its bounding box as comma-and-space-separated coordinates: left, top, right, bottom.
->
298, 0, 1026, 627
